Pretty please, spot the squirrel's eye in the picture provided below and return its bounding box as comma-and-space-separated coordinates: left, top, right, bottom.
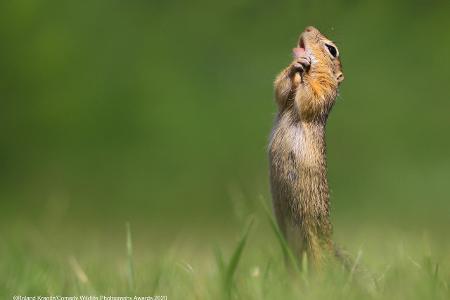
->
325, 44, 338, 58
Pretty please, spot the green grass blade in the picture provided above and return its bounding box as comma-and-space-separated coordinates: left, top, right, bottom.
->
301, 251, 309, 285
213, 244, 226, 279
224, 218, 254, 296
260, 197, 300, 274
126, 222, 135, 292
150, 266, 162, 295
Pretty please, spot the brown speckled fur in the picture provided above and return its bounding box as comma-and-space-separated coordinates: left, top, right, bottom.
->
269, 26, 344, 269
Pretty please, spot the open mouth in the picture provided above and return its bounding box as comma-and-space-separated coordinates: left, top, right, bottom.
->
292, 35, 311, 75
293, 36, 307, 60
298, 36, 306, 51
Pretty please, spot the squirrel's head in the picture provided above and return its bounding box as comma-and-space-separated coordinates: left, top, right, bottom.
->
292, 26, 344, 121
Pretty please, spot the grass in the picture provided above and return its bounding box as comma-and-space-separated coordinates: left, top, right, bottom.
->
0, 213, 449, 300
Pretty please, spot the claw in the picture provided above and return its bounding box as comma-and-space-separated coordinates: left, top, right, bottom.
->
292, 47, 311, 73
294, 57, 311, 72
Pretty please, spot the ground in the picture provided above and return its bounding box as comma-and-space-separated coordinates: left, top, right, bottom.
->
2, 216, 449, 300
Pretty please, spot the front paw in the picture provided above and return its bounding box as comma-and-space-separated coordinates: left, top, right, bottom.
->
293, 56, 311, 73
292, 47, 311, 73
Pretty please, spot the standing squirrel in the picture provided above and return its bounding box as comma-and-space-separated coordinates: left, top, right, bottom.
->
269, 26, 344, 269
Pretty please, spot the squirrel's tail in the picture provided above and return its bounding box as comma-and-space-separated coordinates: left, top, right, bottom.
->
333, 243, 354, 271
333, 242, 378, 294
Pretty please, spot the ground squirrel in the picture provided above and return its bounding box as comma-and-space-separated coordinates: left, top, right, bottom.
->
269, 26, 344, 269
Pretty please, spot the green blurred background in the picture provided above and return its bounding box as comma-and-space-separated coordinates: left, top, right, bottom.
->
1, 0, 449, 235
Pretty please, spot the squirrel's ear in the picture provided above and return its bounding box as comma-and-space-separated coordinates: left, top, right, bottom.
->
336, 72, 344, 83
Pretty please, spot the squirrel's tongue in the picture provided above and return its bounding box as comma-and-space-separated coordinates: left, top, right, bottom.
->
292, 47, 306, 59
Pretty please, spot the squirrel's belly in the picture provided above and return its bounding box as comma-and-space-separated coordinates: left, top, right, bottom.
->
269, 123, 304, 183
269, 135, 303, 206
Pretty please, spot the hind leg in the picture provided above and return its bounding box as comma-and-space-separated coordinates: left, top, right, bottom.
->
285, 220, 307, 265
